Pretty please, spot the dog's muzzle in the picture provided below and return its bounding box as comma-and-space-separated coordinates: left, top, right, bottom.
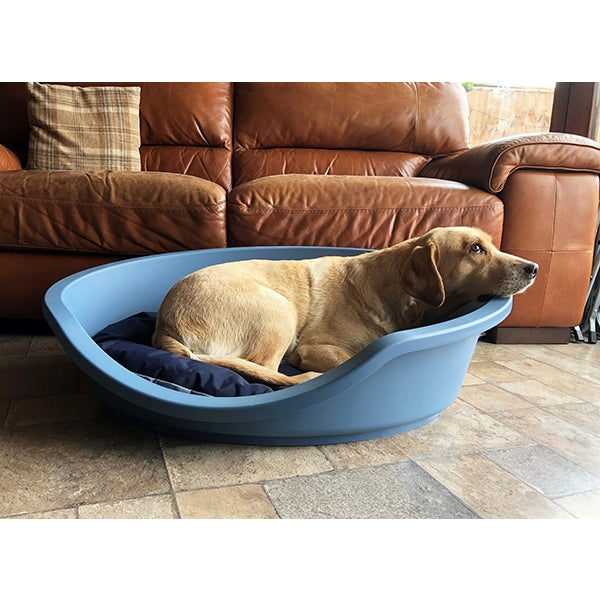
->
477, 260, 540, 302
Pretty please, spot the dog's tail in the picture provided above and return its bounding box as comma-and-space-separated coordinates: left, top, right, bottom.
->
189, 354, 320, 388
152, 333, 320, 388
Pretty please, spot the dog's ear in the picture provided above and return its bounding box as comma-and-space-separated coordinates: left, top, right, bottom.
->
402, 242, 445, 307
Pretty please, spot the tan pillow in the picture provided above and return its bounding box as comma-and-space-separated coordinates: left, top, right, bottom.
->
27, 82, 142, 171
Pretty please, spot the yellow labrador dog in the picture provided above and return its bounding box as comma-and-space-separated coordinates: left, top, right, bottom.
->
153, 227, 538, 387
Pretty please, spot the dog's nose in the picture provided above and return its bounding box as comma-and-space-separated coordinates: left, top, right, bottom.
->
524, 262, 538, 278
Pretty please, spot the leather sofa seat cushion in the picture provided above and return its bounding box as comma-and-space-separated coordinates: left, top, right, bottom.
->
227, 174, 504, 248
0, 170, 227, 254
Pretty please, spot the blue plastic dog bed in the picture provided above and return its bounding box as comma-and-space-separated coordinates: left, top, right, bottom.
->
43, 246, 512, 445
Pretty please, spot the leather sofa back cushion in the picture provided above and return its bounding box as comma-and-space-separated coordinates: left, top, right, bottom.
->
233, 83, 469, 185
0, 82, 233, 189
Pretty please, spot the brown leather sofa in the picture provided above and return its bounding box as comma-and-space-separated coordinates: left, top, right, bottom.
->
1, 82, 599, 343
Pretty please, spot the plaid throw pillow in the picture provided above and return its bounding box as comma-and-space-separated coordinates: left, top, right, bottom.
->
27, 82, 142, 171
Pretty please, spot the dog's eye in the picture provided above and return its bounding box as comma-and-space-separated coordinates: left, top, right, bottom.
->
470, 243, 486, 254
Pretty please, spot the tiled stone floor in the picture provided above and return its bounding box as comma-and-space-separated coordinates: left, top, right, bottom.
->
1, 323, 600, 519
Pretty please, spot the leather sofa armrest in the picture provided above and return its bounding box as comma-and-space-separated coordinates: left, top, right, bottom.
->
0, 144, 22, 171
419, 132, 600, 193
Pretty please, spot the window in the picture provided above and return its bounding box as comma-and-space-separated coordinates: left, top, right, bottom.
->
465, 82, 555, 147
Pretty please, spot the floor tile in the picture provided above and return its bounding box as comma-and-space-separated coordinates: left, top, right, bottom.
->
162, 442, 334, 491
544, 402, 600, 437
177, 485, 278, 518
5, 392, 110, 427
27, 336, 69, 357
461, 372, 485, 386
417, 453, 572, 518
0, 398, 9, 427
0, 355, 81, 401
7, 508, 78, 519
0, 417, 170, 517
0, 334, 31, 358
497, 358, 600, 402
514, 344, 600, 384
552, 341, 600, 358
496, 379, 584, 407
470, 342, 523, 363
554, 490, 600, 518
264, 462, 478, 519
466, 361, 529, 383
389, 400, 531, 460
458, 383, 532, 412
79, 494, 178, 519
484, 444, 600, 498
319, 435, 411, 469
493, 407, 600, 477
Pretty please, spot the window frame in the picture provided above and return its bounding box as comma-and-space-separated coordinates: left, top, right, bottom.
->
550, 82, 599, 138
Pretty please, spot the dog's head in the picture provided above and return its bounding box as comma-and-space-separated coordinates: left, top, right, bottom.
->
402, 226, 538, 307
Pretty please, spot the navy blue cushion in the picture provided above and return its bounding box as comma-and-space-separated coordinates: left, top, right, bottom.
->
93, 312, 303, 397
